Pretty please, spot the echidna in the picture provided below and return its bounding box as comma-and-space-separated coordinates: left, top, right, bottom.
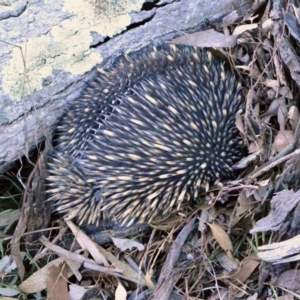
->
47, 44, 245, 226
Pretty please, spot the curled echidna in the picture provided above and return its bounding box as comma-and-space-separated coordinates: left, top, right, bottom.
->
47, 44, 245, 226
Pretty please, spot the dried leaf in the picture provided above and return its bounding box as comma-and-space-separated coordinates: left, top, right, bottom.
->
236, 48, 250, 63
115, 282, 127, 300
236, 191, 253, 216
278, 104, 288, 132
67, 220, 109, 266
232, 23, 258, 35
69, 284, 90, 300
253, 179, 272, 201
0, 286, 20, 297
236, 114, 245, 136
208, 223, 233, 258
172, 29, 238, 48
0, 209, 20, 227
46, 265, 69, 300
274, 130, 294, 153
222, 10, 238, 26
111, 237, 145, 252
288, 105, 300, 131
265, 78, 280, 89
261, 97, 285, 118
0, 253, 26, 275
279, 86, 293, 99
18, 258, 81, 294
275, 269, 300, 290
235, 65, 261, 80
232, 254, 260, 283
97, 246, 146, 286
198, 207, 216, 232
248, 137, 263, 153
262, 18, 273, 33
145, 268, 155, 290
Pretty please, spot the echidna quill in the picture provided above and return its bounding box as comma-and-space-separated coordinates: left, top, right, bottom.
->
47, 44, 245, 226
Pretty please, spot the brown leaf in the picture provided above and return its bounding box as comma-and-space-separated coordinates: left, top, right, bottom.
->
67, 220, 109, 266
236, 191, 254, 216
274, 130, 294, 153
46, 265, 69, 300
111, 236, 145, 252
208, 223, 233, 258
248, 136, 263, 153
97, 246, 147, 286
18, 258, 81, 294
265, 78, 280, 89
232, 254, 260, 283
279, 86, 293, 99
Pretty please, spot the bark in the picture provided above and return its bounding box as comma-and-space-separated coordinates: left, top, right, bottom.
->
0, 0, 253, 173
